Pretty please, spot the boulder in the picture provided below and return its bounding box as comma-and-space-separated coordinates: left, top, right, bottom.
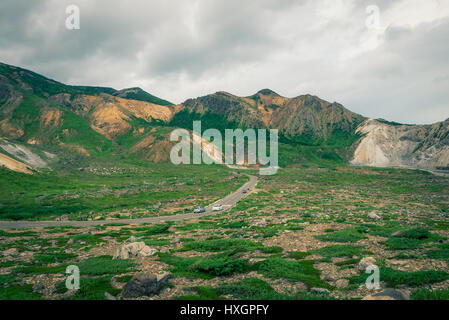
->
357, 257, 377, 271
104, 291, 117, 300
367, 211, 382, 220
122, 272, 171, 298
311, 288, 330, 295
125, 236, 138, 243
113, 242, 157, 259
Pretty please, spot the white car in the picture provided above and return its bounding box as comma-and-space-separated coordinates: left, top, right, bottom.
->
212, 204, 223, 212
193, 206, 206, 214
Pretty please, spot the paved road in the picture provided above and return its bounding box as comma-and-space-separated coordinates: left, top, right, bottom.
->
0, 175, 258, 229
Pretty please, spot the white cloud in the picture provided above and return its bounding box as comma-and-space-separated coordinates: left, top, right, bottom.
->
0, 0, 448, 124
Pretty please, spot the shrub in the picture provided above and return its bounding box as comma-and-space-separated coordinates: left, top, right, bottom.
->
399, 228, 432, 240
159, 251, 249, 278
183, 238, 281, 254
253, 257, 329, 288
181, 278, 336, 300
77, 255, 136, 275
288, 251, 311, 260
216, 278, 331, 300
350, 267, 449, 287
183, 239, 260, 252
316, 228, 366, 243
134, 223, 171, 236
312, 245, 368, 257
426, 243, 449, 260
384, 237, 422, 250
63, 276, 121, 300
0, 284, 41, 300
411, 288, 449, 300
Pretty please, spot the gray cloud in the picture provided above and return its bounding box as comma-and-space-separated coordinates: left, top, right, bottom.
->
0, 0, 448, 124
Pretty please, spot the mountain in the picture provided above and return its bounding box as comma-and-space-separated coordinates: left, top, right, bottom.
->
352, 118, 449, 170
0, 62, 447, 173
173, 89, 448, 170
0, 62, 180, 165
176, 89, 365, 144
112, 87, 173, 106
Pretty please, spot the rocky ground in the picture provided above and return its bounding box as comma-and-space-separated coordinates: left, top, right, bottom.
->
1, 166, 448, 300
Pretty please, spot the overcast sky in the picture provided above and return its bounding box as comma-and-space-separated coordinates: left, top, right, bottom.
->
1, 0, 449, 124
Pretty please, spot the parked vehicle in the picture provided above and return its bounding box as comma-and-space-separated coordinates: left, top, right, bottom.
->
193, 206, 206, 214
212, 204, 223, 212
242, 189, 247, 194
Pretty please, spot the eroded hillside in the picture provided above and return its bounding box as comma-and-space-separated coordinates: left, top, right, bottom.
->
351, 119, 449, 171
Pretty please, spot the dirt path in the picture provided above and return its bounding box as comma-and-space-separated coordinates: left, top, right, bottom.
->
0, 175, 258, 229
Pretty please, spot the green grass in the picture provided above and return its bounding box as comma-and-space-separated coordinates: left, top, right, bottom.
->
426, 243, 449, 260
134, 223, 172, 236
217, 277, 333, 300
183, 238, 280, 253
411, 288, 449, 300
288, 251, 311, 260
0, 274, 17, 285
350, 267, 449, 287
58, 276, 121, 300
252, 257, 330, 288
158, 251, 249, 278
76, 255, 136, 276
384, 227, 444, 250
316, 228, 366, 243
33, 253, 78, 265
177, 286, 224, 300
0, 284, 41, 300
179, 278, 335, 300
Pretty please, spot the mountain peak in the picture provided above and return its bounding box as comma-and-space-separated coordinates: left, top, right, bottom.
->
113, 87, 173, 106
256, 88, 280, 96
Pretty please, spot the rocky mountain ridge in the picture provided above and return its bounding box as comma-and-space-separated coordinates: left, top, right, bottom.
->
0, 62, 447, 173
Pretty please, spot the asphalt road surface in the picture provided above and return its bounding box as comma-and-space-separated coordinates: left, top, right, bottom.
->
0, 175, 258, 229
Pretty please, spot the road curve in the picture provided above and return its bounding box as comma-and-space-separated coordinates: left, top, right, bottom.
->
0, 175, 258, 229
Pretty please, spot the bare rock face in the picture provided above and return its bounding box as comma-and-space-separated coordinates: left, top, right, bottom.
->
122, 272, 170, 298
113, 242, 157, 259
351, 119, 449, 171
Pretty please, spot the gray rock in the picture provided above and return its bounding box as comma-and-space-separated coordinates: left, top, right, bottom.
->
311, 288, 330, 295
104, 291, 117, 300
126, 236, 138, 243
113, 242, 157, 259
122, 273, 169, 298
156, 272, 171, 285
367, 211, 382, 220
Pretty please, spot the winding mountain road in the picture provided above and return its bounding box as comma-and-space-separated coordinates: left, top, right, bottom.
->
0, 175, 258, 229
